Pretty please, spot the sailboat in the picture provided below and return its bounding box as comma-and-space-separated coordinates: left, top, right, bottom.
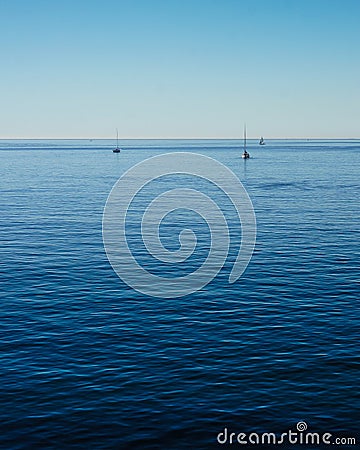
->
112, 128, 121, 153
259, 136, 265, 145
242, 124, 250, 159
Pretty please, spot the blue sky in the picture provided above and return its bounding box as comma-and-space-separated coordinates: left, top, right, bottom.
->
1, 0, 359, 138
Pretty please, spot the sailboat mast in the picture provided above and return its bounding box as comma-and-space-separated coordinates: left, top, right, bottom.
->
244, 123, 247, 152
116, 128, 119, 148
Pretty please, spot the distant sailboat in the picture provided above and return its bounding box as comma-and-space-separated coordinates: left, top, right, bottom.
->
242, 124, 250, 159
112, 128, 121, 153
259, 136, 265, 145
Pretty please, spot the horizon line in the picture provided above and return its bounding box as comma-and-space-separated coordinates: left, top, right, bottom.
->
0, 136, 359, 140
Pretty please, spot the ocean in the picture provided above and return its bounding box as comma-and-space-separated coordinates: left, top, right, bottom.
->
0, 139, 359, 449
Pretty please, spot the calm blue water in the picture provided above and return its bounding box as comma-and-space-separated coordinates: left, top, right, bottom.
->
1, 139, 359, 449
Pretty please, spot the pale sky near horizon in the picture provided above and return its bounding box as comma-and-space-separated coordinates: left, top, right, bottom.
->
1, 0, 359, 139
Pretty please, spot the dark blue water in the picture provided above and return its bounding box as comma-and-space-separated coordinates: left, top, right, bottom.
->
1, 140, 359, 449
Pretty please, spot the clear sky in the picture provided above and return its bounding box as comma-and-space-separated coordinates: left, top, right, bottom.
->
1, 0, 359, 138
